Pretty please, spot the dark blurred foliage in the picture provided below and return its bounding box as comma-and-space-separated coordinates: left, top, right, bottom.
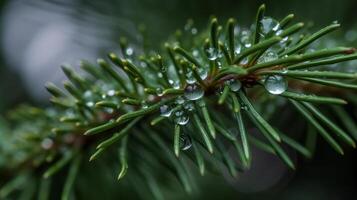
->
0, 0, 356, 199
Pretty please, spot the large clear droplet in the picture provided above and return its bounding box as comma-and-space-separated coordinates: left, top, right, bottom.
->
260, 17, 280, 35
180, 134, 192, 150
160, 105, 172, 117
226, 79, 242, 92
174, 110, 190, 125
184, 84, 204, 101
264, 75, 288, 95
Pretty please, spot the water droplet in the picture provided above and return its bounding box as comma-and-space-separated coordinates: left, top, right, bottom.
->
184, 84, 204, 101
86, 101, 94, 107
140, 61, 148, 68
174, 110, 190, 125
264, 75, 288, 95
173, 81, 181, 89
275, 29, 283, 36
105, 108, 114, 114
184, 20, 197, 35
186, 71, 196, 84
141, 101, 148, 109
234, 25, 241, 36
240, 30, 251, 48
234, 44, 242, 55
217, 61, 222, 68
198, 68, 208, 80
41, 138, 54, 150
281, 36, 289, 43
206, 47, 222, 61
184, 102, 195, 111
240, 103, 248, 110
260, 17, 280, 35
244, 43, 252, 48
226, 79, 242, 92
192, 49, 200, 57
125, 47, 134, 56
107, 90, 115, 97
281, 68, 288, 74
156, 88, 164, 96
258, 51, 278, 63
160, 105, 172, 117
240, 57, 249, 65
84, 90, 93, 99
176, 96, 185, 104
180, 134, 192, 150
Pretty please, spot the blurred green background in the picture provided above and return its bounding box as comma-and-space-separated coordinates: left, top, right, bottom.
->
0, 0, 356, 199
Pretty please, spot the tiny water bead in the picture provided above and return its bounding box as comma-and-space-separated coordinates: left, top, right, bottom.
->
107, 90, 115, 97
234, 44, 242, 55
184, 20, 198, 35
198, 68, 208, 80
183, 102, 195, 111
180, 134, 192, 151
125, 47, 134, 56
260, 17, 280, 35
41, 138, 54, 150
174, 110, 189, 125
176, 96, 185, 104
240, 29, 251, 48
186, 71, 196, 84
205, 47, 222, 61
156, 88, 164, 96
226, 79, 242, 92
264, 75, 288, 95
141, 101, 148, 109
160, 105, 173, 117
184, 84, 204, 101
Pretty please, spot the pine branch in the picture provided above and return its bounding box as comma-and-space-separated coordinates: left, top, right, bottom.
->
1, 4, 357, 199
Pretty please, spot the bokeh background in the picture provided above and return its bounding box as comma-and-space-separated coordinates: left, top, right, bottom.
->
0, 0, 356, 199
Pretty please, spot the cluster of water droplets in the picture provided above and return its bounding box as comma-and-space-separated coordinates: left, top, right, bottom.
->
83, 90, 95, 108
184, 19, 198, 36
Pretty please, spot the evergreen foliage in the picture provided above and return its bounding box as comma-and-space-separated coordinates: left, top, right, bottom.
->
1, 4, 357, 199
